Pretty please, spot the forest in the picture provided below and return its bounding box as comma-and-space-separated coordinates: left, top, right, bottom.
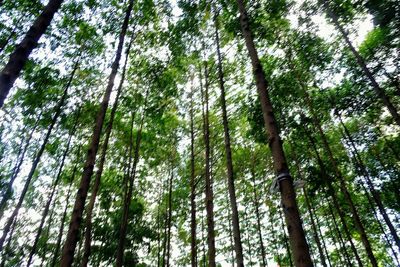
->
0, 0, 399, 266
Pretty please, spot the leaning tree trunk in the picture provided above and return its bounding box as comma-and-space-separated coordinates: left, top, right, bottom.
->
249, 157, 268, 267
166, 165, 174, 267
303, 124, 363, 266
214, 10, 244, 267
321, 0, 400, 127
27, 111, 79, 266
302, 90, 377, 267
116, 105, 145, 267
0, 0, 64, 107
200, 61, 216, 267
60, 1, 134, 265
80, 34, 134, 267
189, 84, 197, 267
0, 111, 42, 218
50, 159, 78, 267
0, 63, 75, 250
336, 111, 400, 254
235, 1, 312, 266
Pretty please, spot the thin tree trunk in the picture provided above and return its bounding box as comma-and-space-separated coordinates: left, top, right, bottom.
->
116, 104, 146, 267
60, 1, 133, 265
322, 0, 400, 127
312, 204, 333, 267
0, 0, 64, 107
27, 111, 78, 265
0, 62, 76, 250
214, 10, 244, 267
189, 84, 197, 267
249, 158, 268, 267
200, 61, 216, 267
236, 2, 312, 265
0, 215, 17, 266
325, 203, 353, 266
0, 112, 41, 217
80, 34, 133, 267
303, 92, 377, 267
166, 166, 174, 267
290, 146, 328, 267
302, 188, 328, 267
337, 112, 400, 254
50, 150, 79, 267
303, 125, 363, 266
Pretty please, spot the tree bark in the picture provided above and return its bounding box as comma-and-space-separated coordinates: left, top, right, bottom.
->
189, 84, 197, 267
322, 0, 400, 127
249, 157, 268, 267
50, 160, 78, 267
235, 1, 312, 266
166, 166, 174, 267
303, 124, 363, 266
27, 111, 78, 266
116, 104, 145, 267
0, 62, 75, 251
60, 1, 134, 265
302, 92, 377, 267
214, 10, 244, 267
80, 34, 133, 267
337, 112, 400, 254
200, 61, 216, 267
0, 112, 42, 218
0, 0, 64, 107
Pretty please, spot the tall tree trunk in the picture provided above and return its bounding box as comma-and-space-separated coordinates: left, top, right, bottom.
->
235, 1, 312, 266
80, 34, 133, 267
325, 203, 353, 266
116, 105, 145, 267
303, 125, 363, 266
60, 1, 133, 265
50, 166, 77, 267
0, 0, 64, 107
302, 188, 328, 267
200, 61, 216, 267
303, 92, 377, 267
166, 166, 174, 267
189, 84, 197, 267
290, 146, 328, 267
321, 0, 400, 127
312, 204, 333, 267
249, 157, 268, 267
0, 112, 42, 217
0, 62, 76, 250
337, 111, 400, 254
27, 112, 78, 266
214, 10, 244, 267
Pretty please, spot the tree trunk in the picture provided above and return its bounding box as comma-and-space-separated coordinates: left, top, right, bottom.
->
303, 125, 363, 266
325, 203, 353, 266
200, 61, 216, 267
322, 0, 400, 127
337, 112, 400, 254
116, 105, 145, 267
214, 10, 244, 267
0, 112, 41, 218
235, 1, 312, 266
0, 62, 76, 250
27, 111, 78, 266
80, 34, 133, 267
50, 149, 80, 267
0, 0, 64, 107
302, 188, 328, 267
60, 1, 134, 265
166, 166, 174, 267
303, 92, 377, 267
189, 84, 197, 267
249, 158, 268, 267
290, 146, 328, 267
